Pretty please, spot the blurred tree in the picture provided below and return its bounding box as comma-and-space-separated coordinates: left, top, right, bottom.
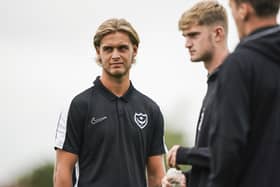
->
16, 162, 53, 187
165, 129, 186, 150
165, 129, 191, 171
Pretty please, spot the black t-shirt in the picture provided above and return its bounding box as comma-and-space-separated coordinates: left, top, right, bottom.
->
55, 77, 166, 187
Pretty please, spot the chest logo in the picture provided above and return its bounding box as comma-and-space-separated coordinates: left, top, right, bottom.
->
90, 116, 108, 125
134, 113, 148, 129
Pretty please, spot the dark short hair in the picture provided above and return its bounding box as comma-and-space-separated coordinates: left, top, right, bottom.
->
234, 0, 280, 17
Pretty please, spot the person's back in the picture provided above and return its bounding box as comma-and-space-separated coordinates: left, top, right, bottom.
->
238, 25, 280, 187
208, 0, 280, 186
215, 24, 280, 187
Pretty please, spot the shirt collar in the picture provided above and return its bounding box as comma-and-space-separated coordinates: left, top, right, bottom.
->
207, 65, 221, 82
241, 25, 280, 44
93, 76, 134, 102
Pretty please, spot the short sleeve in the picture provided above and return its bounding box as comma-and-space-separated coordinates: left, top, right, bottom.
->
148, 106, 167, 156
54, 97, 87, 155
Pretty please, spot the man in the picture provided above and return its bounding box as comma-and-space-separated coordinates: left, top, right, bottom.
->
53, 18, 166, 187
208, 0, 280, 187
162, 1, 229, 187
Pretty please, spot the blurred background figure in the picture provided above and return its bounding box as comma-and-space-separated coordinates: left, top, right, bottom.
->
208, 0, 280, 187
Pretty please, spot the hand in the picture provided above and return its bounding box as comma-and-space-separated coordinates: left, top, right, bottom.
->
167, 145, 180, 168
161, 172, 186, 187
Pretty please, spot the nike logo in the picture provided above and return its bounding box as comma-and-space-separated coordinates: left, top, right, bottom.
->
90, 116, 108, 125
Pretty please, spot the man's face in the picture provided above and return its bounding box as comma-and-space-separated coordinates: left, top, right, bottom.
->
182, 24, 215, 63
229, 0, 246, 39
97, 31, 137, 79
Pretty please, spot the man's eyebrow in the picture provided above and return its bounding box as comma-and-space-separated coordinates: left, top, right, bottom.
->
183, 31, 200, 37
101, 45, 112, 49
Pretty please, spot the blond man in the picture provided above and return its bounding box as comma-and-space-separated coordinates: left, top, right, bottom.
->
53, 18, 166, 187
162, 1, 229, 187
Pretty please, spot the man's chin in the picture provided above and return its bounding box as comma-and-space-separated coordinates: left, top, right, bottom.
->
110, 71, 127, 78
190, 58, 201, 62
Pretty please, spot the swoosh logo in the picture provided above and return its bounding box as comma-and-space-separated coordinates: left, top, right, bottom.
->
90, 116, 108, 125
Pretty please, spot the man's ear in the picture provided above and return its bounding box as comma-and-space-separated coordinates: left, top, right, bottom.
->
132, 45, 138, 58
95, 47, 102, 65
214, 26, 225, 42
96, 47, 100, 55
238, 2, 253, 21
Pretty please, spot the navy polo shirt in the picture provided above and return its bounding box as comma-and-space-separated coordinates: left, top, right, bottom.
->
55, 77, 166, 187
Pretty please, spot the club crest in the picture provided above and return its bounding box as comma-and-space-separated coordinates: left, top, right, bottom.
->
134, 113, 148, 129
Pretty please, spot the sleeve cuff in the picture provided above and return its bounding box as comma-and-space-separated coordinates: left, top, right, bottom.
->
176, 146, 190, 165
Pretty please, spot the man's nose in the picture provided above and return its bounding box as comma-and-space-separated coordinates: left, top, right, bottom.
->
185, 38, 192, 48
112, 49, 121, 59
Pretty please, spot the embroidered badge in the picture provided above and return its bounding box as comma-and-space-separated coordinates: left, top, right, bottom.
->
134, 113, 148, 129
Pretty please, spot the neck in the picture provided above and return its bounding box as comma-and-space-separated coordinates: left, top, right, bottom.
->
100, 73, 130, 97
205, 45, 229, 74
244, 16, 277, 36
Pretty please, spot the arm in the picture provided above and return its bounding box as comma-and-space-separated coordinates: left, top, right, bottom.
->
54, 96, 86, 187
147, 155, 165, 187
167, 145, 210, 168
176, 146, 210, 168
53, 149, 78, 187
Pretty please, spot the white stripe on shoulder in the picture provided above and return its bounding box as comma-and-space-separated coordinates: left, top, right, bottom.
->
54, 104, 70, 149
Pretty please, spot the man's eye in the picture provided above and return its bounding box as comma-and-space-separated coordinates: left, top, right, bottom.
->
103, 47, 113, 52
188, 33, 199, 38
118, 45, 129, 51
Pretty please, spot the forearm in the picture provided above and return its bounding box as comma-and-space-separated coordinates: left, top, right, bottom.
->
176, 146, 210, 168
148, 175, 162, 187
147, 165, 165, 187
54, 149, 78, 187
147, 155, 165, 187
53, 169, 73, 187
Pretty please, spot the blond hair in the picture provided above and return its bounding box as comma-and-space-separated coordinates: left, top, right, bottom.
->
178, 0, 228, 34
93, 18, 140, 50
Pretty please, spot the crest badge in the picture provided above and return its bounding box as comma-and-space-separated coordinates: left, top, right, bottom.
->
134, 113, 148, 129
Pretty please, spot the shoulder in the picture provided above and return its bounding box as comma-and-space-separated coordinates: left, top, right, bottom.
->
59, 86, 95, 116
132, 88, 161, 111
71, 87, 94, 106
226, 46, 253, 64
222, 46, 257, 75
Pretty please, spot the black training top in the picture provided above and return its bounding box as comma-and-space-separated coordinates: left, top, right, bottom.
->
208, 25, 280, 187
176, 67, 220, 187
55, 77, 166, 187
